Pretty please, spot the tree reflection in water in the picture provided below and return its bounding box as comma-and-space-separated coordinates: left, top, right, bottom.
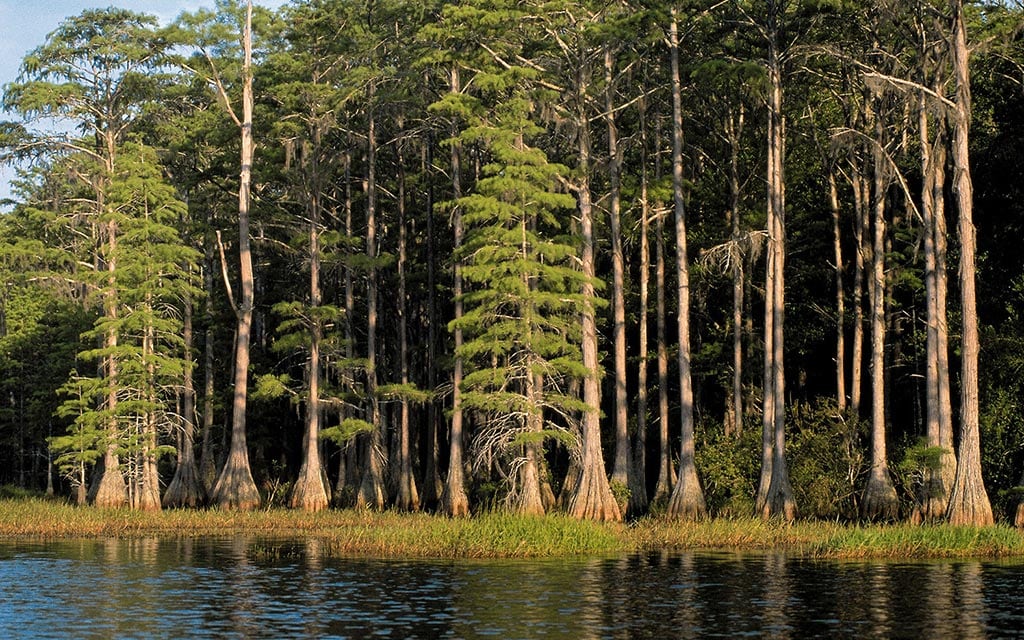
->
1, 539, 1023, 637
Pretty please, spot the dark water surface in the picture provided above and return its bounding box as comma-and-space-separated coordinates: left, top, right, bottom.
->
1, 537, 1022, 638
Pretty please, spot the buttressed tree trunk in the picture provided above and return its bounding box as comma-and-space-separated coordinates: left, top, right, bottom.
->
211, 0, 260, 510
666, 11, 706, 520
568, 75, 620, 521
164, 287, 203, 507
289, 124, 329, 512
946, 0, 993, 526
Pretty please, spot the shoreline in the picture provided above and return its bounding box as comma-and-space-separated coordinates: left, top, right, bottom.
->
2, 498, 1023, 560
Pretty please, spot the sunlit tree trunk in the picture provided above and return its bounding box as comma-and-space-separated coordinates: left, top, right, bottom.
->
568, 60, 620, 521
727, 105, 746, 438
861, 113, 898, 521
946, 0, 993, 526
211, 1, 260, 510
666, 11, 705, 520
757, 8, 796, 520
636, 93, 652, 510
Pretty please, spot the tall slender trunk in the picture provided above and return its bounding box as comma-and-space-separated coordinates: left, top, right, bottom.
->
861, 113, 898, 520
946, 0, 993, 526
357, 92, 386, 510
636, 94, 652, 509
915, 74, 955, 521
211, 1, 260, 510
666, 11, 705, 520
828, 167, 846, 414
653, 193, 672, 504
394, 146, 419, 512
198, 209, 217, 495
139, 291, 162, 512
92, 208, 127, 507
605, 49, 631, 502
422, 132, 442, 510
568, 59, 620, 521
727, 105, 746, 437
850, 162, 868, 417
289, 123, 328, 512
758, 12, 796, 520
441, 67, 470, 517
335, 150, 358, 506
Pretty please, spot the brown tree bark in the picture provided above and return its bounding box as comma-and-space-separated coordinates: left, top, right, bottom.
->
605, 48, 632, 509
393, 146, 419, 512
567, 68, 620, 521
758, 10, 797, 520
666, 11, 706, 520
636, 92, 652, 511
946, 0, 993, 526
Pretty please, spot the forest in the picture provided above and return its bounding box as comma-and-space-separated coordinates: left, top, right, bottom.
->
1, 0, 1023, 528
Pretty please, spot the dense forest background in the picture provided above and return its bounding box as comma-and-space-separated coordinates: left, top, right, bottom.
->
1, 0, 1023, 524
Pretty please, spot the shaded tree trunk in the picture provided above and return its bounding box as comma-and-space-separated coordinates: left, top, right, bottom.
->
164, 285, 203, 507
289, 123, 328, 512
393, 147, 419, 512
356, 94, 387, 510
440, 67, 470, 517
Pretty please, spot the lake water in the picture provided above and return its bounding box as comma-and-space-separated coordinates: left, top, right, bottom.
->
1, 537, 1022, 638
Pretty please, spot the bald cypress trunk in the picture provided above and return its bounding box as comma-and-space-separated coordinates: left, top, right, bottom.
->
666, 11, 705, 520
946, 0, 993, 526
210, 1, 260, 510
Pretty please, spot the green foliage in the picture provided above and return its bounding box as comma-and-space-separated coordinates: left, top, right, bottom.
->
320, 419, 375, 446
785, 401, 866, 520
696, 427, 760, 517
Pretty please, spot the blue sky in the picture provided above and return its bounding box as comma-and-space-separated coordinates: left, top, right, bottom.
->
0, 0, 290, 210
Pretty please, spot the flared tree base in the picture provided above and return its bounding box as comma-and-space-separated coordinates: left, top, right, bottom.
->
667, 466, 706, 521
861, 469, 899, 522
164, 460, 205, 508
567, 464, 621, 522
210, 456, 261, 510
289, 465, 329, 512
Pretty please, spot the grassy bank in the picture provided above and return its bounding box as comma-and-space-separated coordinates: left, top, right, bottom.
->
2, 498, 1024, 560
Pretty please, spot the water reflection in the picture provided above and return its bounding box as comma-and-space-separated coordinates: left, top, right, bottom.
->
3, 538, 1024, 638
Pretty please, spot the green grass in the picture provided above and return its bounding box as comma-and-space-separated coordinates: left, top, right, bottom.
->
1, 497, 1023, 560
